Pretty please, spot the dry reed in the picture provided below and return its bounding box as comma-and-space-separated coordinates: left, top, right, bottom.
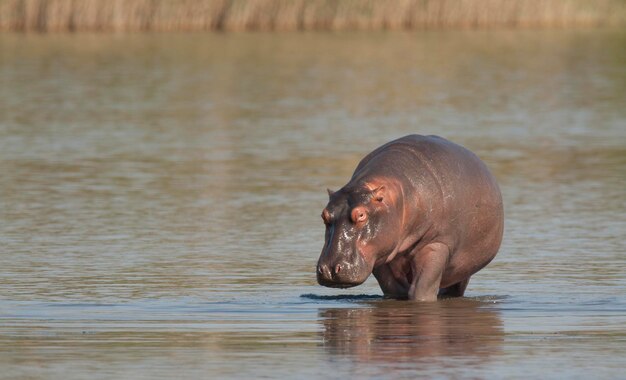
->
0, 0, 624, 32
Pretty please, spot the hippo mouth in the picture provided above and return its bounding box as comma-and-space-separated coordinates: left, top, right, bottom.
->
316, 273, 367, 289
318, 280, 362, 289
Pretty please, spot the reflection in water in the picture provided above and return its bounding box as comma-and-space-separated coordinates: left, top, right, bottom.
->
320, 299, 503, 364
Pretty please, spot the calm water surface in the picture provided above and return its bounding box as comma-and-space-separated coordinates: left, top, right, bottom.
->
0, 30, 625, 379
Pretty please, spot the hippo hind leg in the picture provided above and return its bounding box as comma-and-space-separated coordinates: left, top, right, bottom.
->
438, 278, 470, 298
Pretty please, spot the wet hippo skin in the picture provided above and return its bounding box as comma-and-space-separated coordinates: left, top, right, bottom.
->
316, 135, 504, 301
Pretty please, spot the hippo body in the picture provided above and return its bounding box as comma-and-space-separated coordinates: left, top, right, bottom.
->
316, 135, 503, 301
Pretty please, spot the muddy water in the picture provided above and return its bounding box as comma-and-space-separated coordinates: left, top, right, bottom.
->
0, 30, 624, 379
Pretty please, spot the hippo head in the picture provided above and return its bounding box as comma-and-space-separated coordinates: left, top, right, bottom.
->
316, 182, 401, 288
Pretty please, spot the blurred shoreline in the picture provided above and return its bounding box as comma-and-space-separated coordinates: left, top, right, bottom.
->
1, 0, 625, 33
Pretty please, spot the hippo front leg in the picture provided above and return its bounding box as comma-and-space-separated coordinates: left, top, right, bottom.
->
408, 242, 450, 301
373, 264, 410, 299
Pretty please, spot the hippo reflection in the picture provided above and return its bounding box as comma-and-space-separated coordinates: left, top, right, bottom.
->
319, 298, 503, 363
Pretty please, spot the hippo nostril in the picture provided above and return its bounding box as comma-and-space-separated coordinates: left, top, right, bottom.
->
318, 264, 331, 279
334, 264, 342, 274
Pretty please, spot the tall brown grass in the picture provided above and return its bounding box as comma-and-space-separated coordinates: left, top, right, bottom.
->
1, 0, 624, 32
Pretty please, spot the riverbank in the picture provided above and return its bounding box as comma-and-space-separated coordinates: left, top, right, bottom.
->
1, 0, 625, 33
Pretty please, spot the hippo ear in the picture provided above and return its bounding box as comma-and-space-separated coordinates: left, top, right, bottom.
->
327, 188, 335, 198
372, 186, 385, 202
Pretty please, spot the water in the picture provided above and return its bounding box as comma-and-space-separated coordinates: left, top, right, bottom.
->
0, 30, 625, 379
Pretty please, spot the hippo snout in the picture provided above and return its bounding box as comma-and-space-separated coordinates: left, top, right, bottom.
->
316, 260, 368, 288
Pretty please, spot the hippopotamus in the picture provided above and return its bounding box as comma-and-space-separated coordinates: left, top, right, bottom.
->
316, 135, 503, 301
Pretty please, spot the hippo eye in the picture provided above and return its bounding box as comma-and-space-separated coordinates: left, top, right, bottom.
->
351, 206, 368, 224
321, 209, 332, 225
